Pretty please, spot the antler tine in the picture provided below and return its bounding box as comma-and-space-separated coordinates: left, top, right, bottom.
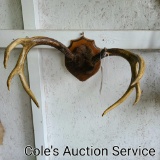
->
4, 38, 26, 68
102, 49, 145, 116
131, 55, 145, 86
133, 62, 142, 105
5, 36, 74, 108
19, 66, 39, 107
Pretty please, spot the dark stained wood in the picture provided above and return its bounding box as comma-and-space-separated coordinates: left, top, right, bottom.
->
65, 36, 101, 81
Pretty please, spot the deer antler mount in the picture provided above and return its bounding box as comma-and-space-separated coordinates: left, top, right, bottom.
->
4, 34, 145, 116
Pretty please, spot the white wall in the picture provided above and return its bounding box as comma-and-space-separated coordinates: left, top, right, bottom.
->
0, 1, 35, 160
1, 0, 160, 160
38, 0, 160, 29
0, 0, 23, 29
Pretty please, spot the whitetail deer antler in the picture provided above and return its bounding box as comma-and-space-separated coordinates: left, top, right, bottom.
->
4, 36, 74, 107
98, 48, 145, 116
4, 35, 145, 116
